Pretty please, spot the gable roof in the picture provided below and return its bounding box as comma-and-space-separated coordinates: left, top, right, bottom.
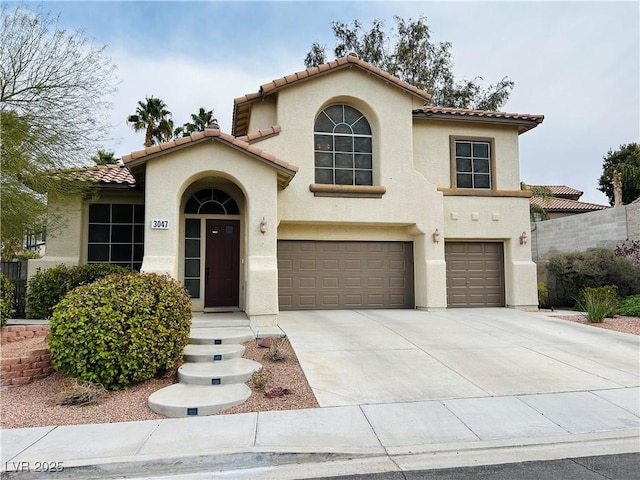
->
122, 127, 298, 188
232, 54, 432, 137
414, 106, 544, 134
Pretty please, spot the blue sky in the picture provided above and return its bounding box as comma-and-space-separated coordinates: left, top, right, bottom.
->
16, 1, 640, 204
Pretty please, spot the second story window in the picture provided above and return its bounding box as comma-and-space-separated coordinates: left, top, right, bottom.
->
453, 138, 493, 189
314, 105, 373, 186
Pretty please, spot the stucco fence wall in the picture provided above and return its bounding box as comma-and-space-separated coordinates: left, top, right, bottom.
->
531, 201, 640, 281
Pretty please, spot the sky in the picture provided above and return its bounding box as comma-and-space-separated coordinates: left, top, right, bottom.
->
12, 0, 640, 204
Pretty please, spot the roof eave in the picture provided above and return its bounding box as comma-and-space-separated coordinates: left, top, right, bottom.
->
414, 112, 542, 134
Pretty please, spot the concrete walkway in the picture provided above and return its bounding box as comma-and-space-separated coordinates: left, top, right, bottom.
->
1, 309, 638, 479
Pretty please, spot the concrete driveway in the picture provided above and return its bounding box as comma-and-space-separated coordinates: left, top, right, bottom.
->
277, 308, 640, 407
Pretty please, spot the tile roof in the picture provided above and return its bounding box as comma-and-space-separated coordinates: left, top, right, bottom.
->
122, 127, 298, 188
232, 54, 432, 137
531, 196, 609, 212
529, 185, 583, 198
236, 125, 282, 144
415, 106, 544, 133
50, 164, 136, 186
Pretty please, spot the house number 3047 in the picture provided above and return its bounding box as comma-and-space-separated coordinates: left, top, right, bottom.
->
151, 220, 169, 229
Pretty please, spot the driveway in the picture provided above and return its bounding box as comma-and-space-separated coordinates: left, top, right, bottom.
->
277, 308, 640, 407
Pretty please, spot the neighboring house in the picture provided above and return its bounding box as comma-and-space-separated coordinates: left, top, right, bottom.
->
530, 185, 609, 220
29, 55, 544, 326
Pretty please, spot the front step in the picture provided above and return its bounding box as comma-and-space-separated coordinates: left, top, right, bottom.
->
148, 383, 251, 417
183, 344, 245, 363
178, 358, 262, 385
189, 327, 254, 345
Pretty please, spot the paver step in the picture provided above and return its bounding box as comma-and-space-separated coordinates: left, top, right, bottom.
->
178, 358, 262, 386
189, 327, 254, 345
148, 383, 251, 417
182, 344, 245, 363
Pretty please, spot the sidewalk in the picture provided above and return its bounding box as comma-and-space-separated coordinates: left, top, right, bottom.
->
2, 387, 638, 479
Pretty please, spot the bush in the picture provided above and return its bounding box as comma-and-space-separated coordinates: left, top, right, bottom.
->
546, 248, 640, 307
0, 272, 15, 326
49, 273, 192, 390
575, 285, 619, 323
537, 282, 549, 308
618, 295, 640, 316
27, 263, 129, 318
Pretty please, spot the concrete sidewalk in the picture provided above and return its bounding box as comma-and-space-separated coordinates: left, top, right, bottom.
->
2, 309, 639, 479
2, 387, 638, 479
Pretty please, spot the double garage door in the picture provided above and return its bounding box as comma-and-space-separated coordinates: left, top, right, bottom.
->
277, 240, 505, 310
278, 241, 414, 310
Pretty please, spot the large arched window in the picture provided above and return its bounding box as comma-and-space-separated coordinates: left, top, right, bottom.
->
314, 105, 373, 185
184, 189, 239, 214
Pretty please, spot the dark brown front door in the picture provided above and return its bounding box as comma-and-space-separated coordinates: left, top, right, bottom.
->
205, 219, 240, 308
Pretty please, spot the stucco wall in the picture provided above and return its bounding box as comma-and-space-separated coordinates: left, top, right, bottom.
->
531, 206, 632, 262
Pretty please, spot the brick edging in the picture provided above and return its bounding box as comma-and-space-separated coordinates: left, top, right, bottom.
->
0, 325, 52, 387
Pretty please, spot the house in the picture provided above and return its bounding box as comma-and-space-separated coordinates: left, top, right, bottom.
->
529, 185, 609, 220
29, 55, 544, 326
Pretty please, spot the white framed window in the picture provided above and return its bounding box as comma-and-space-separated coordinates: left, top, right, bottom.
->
451, 137, 494, 190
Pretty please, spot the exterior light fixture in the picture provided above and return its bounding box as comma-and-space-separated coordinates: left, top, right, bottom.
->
519, 232, 528, 245
260, 218, 267, 234
432, 228, 441, 244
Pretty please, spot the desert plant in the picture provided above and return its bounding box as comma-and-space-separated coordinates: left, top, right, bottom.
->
251, 371, 267, 390
537, 282, 549, 308
27, 263, 129, 318
267, 336, 294, 362
618, 295, 640, 316
0, 272, 15, 326
49, 273, 192, 390
56, 378, 108, 406
575, 285, 619, 323
546, 248, 640, 307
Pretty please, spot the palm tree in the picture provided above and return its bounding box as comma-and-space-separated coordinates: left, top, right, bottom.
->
182, 107, 217, 136
522, 182, 553, 222
127, 97, 173, 147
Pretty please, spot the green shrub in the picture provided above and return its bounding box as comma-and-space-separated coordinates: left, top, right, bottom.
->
49, 273, 192, 390
575, 285, 619, 323
27, 263, 129, 318
537, 282, 549, 308
546, 248, 640, 307
618, 295, 640, 316
0, 272, 15, 326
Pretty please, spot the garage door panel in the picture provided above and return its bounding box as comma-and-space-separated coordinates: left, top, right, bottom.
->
278, 241, 414, 310
445, 242, 505, 307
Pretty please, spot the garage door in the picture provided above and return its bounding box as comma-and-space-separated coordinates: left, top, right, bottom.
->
445, 242, 505, 307
278, 241, 414, 310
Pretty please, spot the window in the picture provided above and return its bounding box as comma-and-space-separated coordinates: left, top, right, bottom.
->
314, 105, 373, 186
184, 219, 201, 298
184, 189, 239, 214
451, 137, 494, 189
88, 203, 144, 270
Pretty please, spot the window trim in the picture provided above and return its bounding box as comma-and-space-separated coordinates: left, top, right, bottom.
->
449, 136, 496, 191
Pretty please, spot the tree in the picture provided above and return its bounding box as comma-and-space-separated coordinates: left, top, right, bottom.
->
598, 143, 640, 206
91, 150, 118, 165
305, 16, 514, 111
1, 5, 117, 254
522, 183, 554, 222
181, 107, 217, 135
127, 96, 174, 147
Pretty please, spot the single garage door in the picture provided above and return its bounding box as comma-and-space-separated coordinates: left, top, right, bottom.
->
278, 241, 414, 310
445, 242, 505, 307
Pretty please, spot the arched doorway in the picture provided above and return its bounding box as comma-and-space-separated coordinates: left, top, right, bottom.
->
183, 188, 242, 309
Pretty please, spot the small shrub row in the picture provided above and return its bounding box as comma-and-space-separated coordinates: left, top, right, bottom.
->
618, 295, 640, 317
545, 248, 640, 307
27, 263, 129, 319
49, 273, 192, 390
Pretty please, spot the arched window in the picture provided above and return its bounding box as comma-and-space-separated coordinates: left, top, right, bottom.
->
314, 105, 373, 185
184, 189, 239, 214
